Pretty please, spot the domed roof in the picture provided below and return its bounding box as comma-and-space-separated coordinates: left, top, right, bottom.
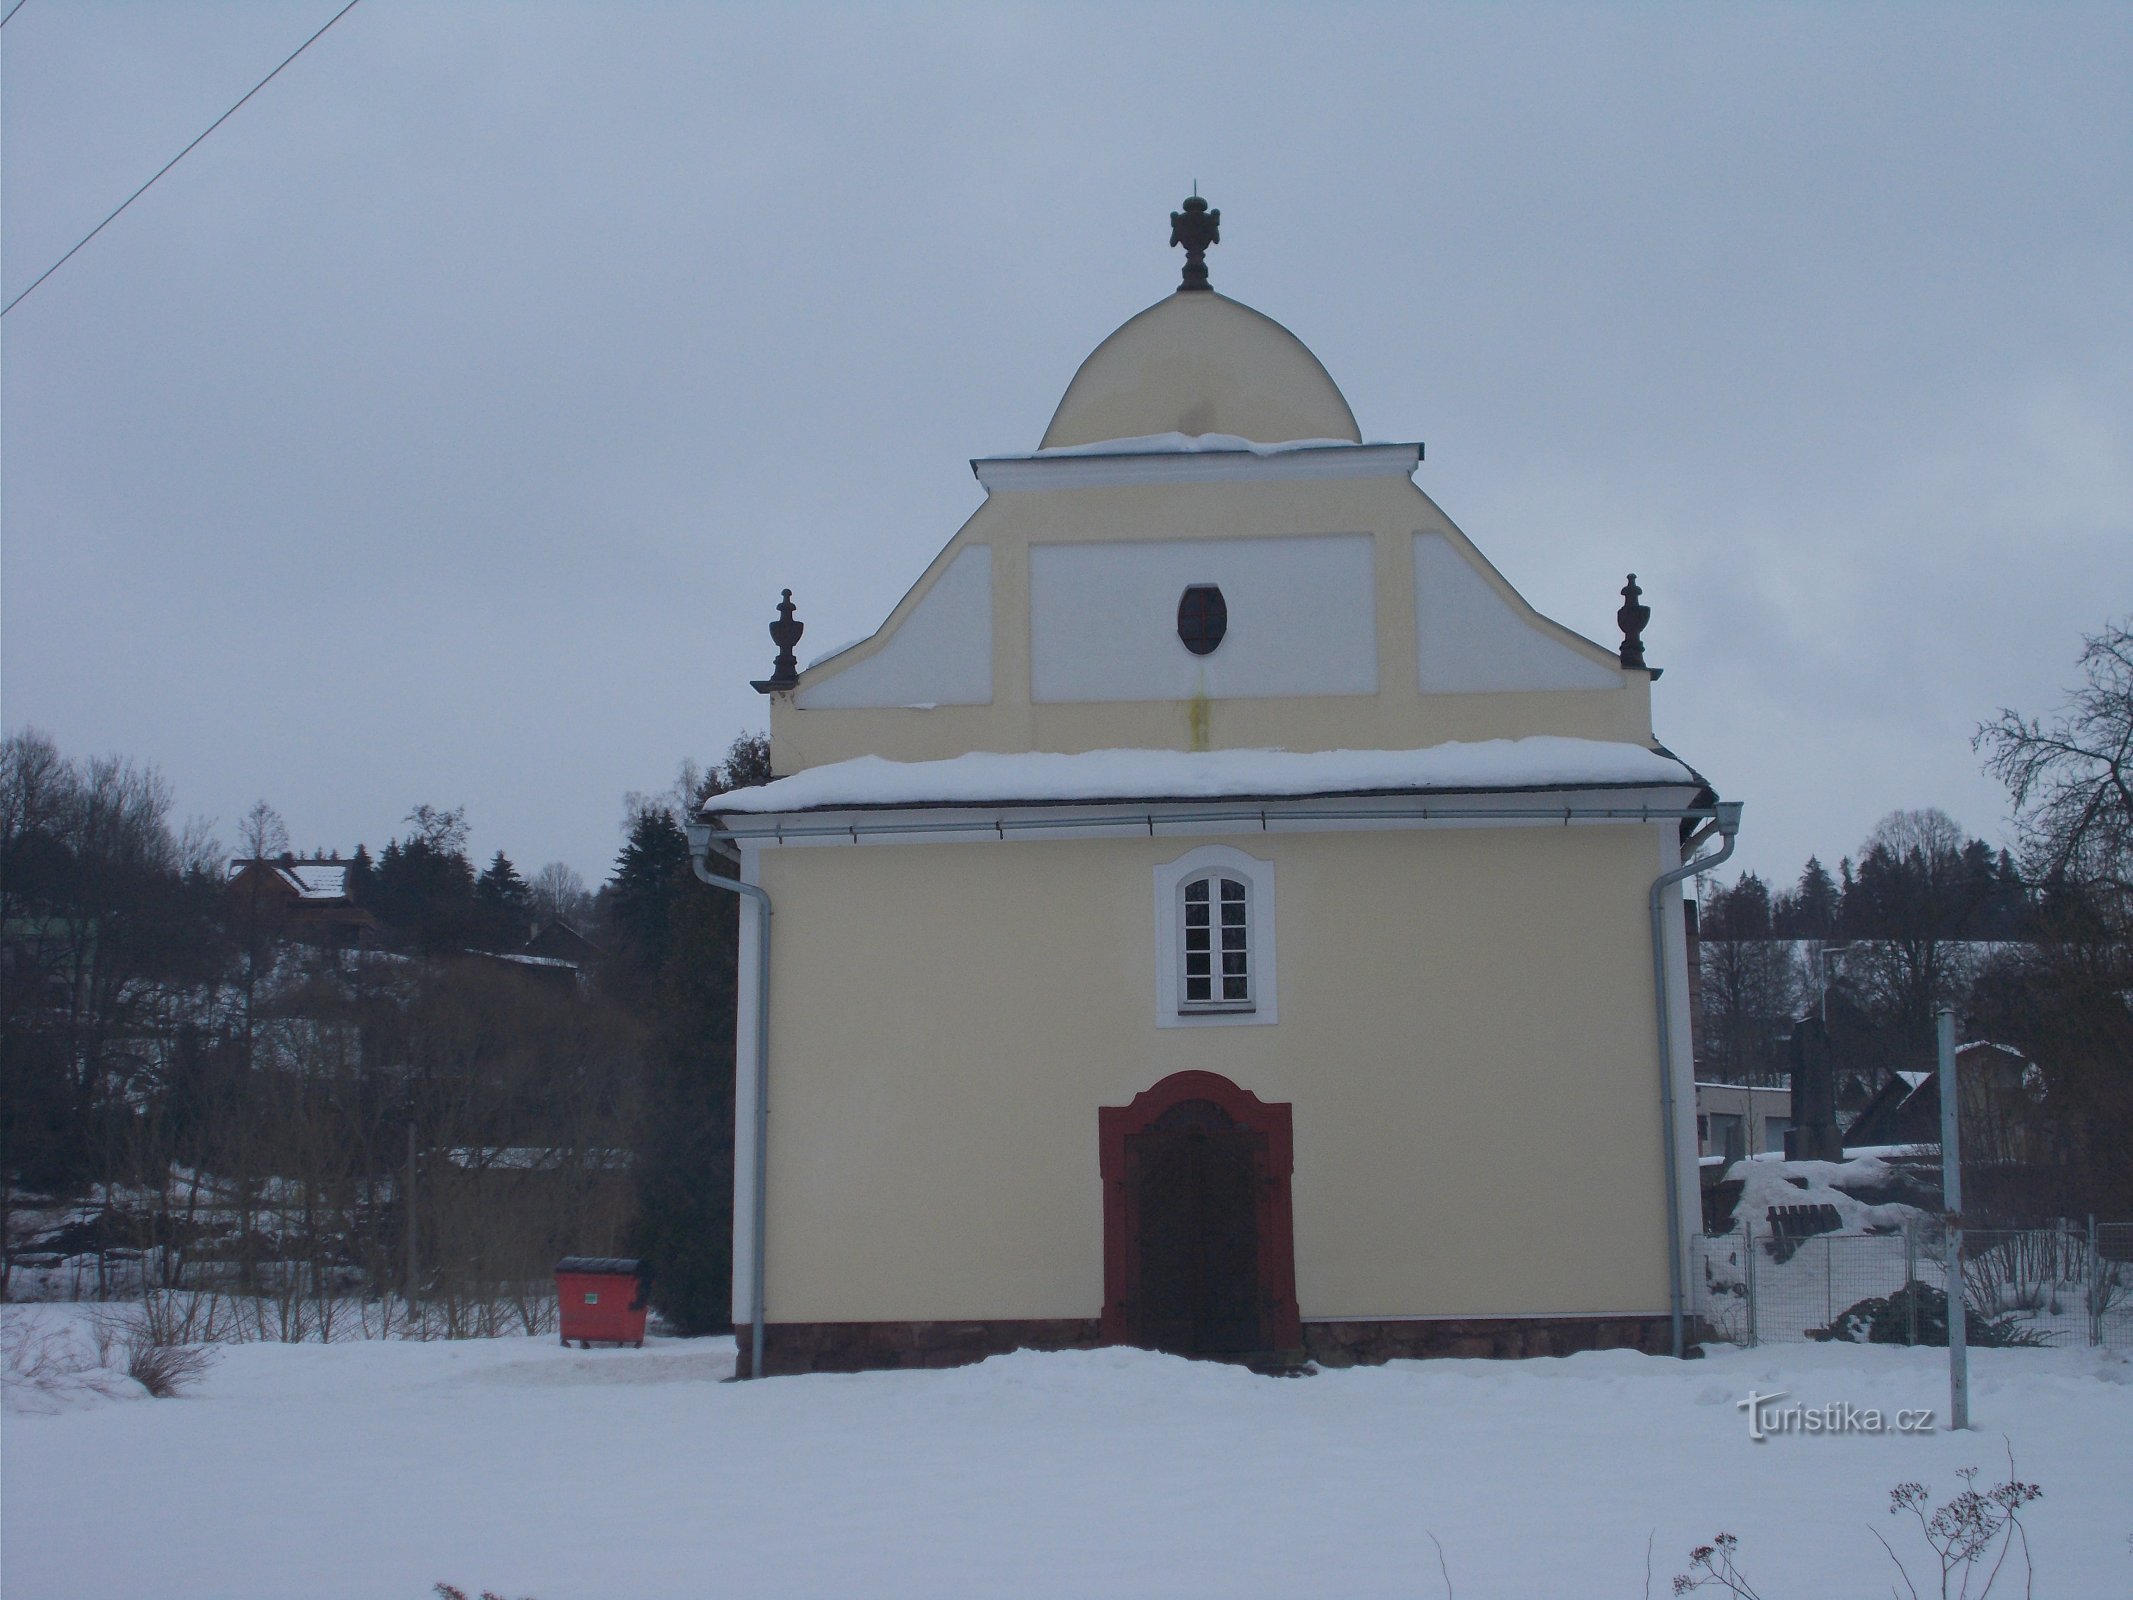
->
1040, 290, 1361, 450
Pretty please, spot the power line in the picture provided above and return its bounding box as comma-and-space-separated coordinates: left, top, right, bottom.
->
2, 0, 363, 318
1, 2, 32, 31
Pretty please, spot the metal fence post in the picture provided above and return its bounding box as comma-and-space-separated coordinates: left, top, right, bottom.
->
1938, 1006, 1969, 1430
2091, 1214, 2103, 1347
1744, 1221, 1757, 1347
1904, 1220, 1917, 1346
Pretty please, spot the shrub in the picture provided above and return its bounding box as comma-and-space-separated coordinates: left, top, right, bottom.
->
1814, 1281, 2055, 1347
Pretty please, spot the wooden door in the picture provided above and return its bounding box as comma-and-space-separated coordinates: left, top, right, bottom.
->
1125, 1099, 1266, 1355
1100, 1071, 1301, 1356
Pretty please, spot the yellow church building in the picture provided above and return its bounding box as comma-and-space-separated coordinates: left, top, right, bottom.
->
687, 198, 1739, 1377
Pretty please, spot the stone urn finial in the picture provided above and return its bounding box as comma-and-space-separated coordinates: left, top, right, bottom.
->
751, 589, 804, 694
1616, 574, 1650, 671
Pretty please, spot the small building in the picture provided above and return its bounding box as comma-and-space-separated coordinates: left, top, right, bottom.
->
1844, 1042, 2040, 1160
226, 857, 378, 946
522, 919, 599, 967
1696, 1081, 1791, 1162
694, 201, 1735, 1375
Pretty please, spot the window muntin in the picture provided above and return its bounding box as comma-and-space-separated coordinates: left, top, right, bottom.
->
1181, 873, 1252, 1010
1153, 844, 1275, 1029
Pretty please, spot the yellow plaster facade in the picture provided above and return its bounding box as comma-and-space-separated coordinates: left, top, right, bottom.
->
708, 259, 1718, 1371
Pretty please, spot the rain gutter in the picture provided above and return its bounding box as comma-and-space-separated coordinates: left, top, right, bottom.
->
1649, 800, 1742, 1358
703, 797, 1722, 846
683, 830, 771, 1381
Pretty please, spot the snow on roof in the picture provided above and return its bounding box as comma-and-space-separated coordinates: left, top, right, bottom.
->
711, 738, 1699, 816
444, 1147, 630, 1171
805, 636, 869, 671
228, 859, 348, 900
1028, 431, 1381, 459
282, 863, 347, 900
481, 951, 579, 970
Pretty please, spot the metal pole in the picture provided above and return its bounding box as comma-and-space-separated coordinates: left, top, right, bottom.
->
405, 1122, 418, 1300
2090, 1214, 2102, 1347
1818, 944, 1851, 1028
1744, 1219, 1757, 1347
1938, 1006, 1968, 1430
1904, 1220, 1917, 1346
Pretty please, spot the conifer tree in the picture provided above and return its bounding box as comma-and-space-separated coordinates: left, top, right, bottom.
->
474, 850, 532, 946
621, 733, 767, 1335
1793, 856, 1839, 937
344, 843, 374, 903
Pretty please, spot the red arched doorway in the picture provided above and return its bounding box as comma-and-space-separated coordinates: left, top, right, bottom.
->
1099, 1071, 1300, 1356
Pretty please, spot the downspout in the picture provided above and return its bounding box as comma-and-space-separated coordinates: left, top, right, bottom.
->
1649, 798, 1741, 1358
685, 826, 772, 1380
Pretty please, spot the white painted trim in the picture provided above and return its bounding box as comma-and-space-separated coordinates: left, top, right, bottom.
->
972, 442, 1421, 493
795, 544, 993, 709
1029, 534, 1377, 703
715, 784, 1710, 849
1153, 844, 1278, 1029
1414, 531, 1623, 692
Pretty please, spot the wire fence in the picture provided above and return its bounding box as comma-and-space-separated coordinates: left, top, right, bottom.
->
1693, 1220, 2133, 1351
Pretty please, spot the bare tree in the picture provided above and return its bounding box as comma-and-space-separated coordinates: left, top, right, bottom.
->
1696, 873, 1804, 1084
1841, 807, 1985, 1070
529, 862, 591, 928
403, 804, 469, 857
1976, 617, 2132, 917
237, 800, 289, 861
1968, 619, 2133, 1216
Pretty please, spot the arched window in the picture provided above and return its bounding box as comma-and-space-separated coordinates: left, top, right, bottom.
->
1180, 872, 1251, 1010
1153, 845, 1277, 1028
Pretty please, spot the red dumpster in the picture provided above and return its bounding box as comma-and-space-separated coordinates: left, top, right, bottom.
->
555, 1256, 651, 1348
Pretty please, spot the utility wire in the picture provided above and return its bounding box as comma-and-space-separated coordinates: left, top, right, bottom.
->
2, 0, 362, 317
1, 2, 31, 31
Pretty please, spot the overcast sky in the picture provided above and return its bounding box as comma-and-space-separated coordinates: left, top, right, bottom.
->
4, 2, 2128, 891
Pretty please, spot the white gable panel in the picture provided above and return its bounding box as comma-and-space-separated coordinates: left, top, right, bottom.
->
1413, 533, 1621, 693
795, 545, 993, 709
1029, 535, 1376, 704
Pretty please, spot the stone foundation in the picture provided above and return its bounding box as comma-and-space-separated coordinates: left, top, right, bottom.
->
1302, 1314, 1673, 1364
735, 1313, 1677, 1376
739, 1318, 1103, 1378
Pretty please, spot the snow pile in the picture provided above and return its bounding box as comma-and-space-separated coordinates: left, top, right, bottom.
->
2, 1309, 146, 1415
712, 738, 1697, 815
1725, 1151, 1927, 1234
4, 1306, 2129, 1598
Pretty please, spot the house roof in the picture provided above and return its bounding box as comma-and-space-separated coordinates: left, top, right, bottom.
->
711, 738, 1700, 817
228, 859, 349, 901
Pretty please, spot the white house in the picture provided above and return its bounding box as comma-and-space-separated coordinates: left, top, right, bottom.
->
688, 199, 1738, 1376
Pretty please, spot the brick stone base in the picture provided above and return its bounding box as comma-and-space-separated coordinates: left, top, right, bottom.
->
1303, 1314, 1673, 1364
734, 1313, 1675, 1377
739, 1318, 1103, 1378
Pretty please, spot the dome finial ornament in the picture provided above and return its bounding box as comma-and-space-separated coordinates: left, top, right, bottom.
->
1169, 194, 1219, 292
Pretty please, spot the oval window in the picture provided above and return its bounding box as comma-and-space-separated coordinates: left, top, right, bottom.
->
1177, 585, 1228, 655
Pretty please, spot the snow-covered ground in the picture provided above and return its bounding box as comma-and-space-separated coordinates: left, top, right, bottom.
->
4, 1306, 2128, 1599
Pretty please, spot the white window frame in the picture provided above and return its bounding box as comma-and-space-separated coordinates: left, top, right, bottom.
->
1153, 844, 1277, 1028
